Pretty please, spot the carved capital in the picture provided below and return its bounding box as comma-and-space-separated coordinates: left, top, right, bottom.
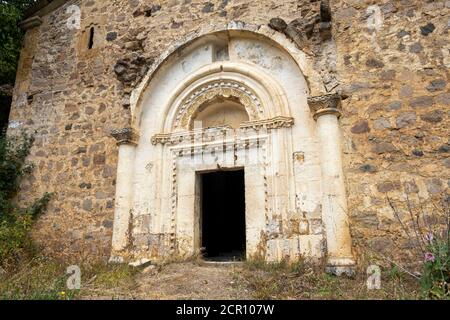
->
111, 128, 139, 146
308, 94, 342, 120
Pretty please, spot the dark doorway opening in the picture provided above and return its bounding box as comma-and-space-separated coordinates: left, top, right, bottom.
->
201, 169, 246, 261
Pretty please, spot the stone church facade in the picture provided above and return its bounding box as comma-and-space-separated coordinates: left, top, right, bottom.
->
8, 0, 449, 273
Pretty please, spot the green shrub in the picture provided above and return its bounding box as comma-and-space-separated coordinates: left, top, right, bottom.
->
0, 133, 51, 269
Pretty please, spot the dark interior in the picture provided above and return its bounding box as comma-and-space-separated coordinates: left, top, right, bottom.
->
201, 170, 246, 261
88, 27, 95, 49
0, 95, 12, 134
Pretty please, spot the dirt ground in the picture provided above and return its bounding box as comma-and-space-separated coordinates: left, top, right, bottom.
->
135, 263, 250, 300
79, 262, 249, 300
79, 261, 421, 300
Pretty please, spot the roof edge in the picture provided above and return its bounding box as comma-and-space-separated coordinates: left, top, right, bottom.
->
22, 0, 69, 21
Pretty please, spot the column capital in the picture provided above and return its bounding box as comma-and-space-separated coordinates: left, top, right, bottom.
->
111, 128, 139, 146
308, 93, 342, 120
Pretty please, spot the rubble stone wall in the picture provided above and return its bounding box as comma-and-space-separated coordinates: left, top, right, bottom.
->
8, 0, 449, 266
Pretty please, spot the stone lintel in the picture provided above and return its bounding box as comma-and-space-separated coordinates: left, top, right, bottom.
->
111, 128, 139, 146
240, 116, 294, 130
18, 16, 43, 31
308, 93, 342, 120
151, 116, 294, 145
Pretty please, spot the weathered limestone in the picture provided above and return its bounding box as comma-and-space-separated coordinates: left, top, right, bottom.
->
308, 94, 355, 276
110, 128, 138, 253
106, 30, 337, 265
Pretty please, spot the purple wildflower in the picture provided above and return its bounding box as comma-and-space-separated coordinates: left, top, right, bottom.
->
424, 252, 435, 263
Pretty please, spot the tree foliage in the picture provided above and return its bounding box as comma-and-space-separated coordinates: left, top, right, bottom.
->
0, 132, 51, 268
0, 0, 36, 86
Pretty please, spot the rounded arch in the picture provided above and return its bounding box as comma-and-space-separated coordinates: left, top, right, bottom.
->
129, 22, 322, 133
162, 61, 291, 133
183, 85, 254, 131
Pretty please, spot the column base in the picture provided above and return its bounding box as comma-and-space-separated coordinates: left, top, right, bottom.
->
325, 257, 356, 277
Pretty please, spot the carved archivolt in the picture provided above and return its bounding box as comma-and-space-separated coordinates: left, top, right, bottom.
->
173, 81, 264, 131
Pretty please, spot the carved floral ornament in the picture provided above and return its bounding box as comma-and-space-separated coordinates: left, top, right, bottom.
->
173, 80, 264, 131
307, 93, 343, 120
152, 116, 294, 146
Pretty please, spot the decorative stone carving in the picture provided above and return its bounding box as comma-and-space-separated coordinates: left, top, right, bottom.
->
174, 81, 263, 130
167, 134, 271, 257
169, 152, 178, 254
240, 116, 294, 130
153, 117, 293, 146
308, 94, 342, 120
174, 135, 268, 155
109, 31, 327, 266
111, 128, 139, 145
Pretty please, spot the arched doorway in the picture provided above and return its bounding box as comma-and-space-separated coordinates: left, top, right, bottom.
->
110, 27, 355, 275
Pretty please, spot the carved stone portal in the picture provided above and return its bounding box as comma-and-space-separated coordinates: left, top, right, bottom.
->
110, 30, 354, 275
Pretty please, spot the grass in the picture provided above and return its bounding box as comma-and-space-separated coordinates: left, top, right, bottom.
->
0, 256, 423, 300
79, 263, 140, 299
0, 256, 140, 300
232, 259, 421, 300
90, 264, 139, 289
0, 256, 78, 300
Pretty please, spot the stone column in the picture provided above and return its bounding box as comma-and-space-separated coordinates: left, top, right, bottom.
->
110, 128, 139, 255
308, 94, 355, 276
